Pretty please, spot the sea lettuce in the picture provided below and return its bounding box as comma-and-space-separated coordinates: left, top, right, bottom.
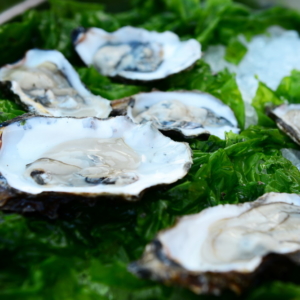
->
276, 70, 300, 104
1, 125, 299, 300
0, 18, 36, 66
224, 37, 247, 65
77, 67, 148, 100
251, 82, 283, 127
0, 1, 300, 299
0, 100, 25, 122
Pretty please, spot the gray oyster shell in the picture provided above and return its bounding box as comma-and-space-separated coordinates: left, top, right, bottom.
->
73, 26, 201, 81
129, 193, 300, 295
0, 49, 111, 118
0, 115, 192, 216
111, 91, 239, 139
269, 104, 300, 145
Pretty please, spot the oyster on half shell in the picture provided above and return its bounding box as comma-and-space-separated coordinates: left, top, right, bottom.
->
0, 49, 112, 118
111, 91, 239, 139
268, 104, 300, 145
129, 192, 300, 295
0, 115, 192, 216
72, 26, 201, 81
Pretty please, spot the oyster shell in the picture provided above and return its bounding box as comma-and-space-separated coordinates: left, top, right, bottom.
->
129, 192, 300, 295
111, 91, 239, 139
0, 49, 112, 118
72, 26, 201, 81
268, 104, 300, 145
0, 115, 192, 215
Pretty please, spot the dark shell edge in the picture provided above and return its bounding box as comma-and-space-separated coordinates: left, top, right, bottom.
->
128, 239, 300, 295
267, 106, 300, 146
109, 90, 219, 140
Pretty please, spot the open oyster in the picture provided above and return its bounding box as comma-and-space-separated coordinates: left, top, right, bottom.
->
72, 26, 201, 81
129, 192, 300, 295
0, 115, 192, 215
268, 104, 300, 145
111, 91, 239, 139
0, 49, 111, 118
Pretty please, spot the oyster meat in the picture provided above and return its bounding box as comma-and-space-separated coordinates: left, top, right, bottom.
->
0, 49, 112, 118
129, 192, 300, 295
0, 115, 192, 213
269, 104, 300, 145
73, 26, 201, 81
112, 91, 239, 138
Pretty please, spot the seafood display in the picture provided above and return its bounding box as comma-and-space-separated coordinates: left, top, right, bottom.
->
1, 1, 300, 298
73, 26, 201, 81
0, 49, 112, 118
129, 193, 300, 295
111, 91, 239, 138
269, 104, 300, 145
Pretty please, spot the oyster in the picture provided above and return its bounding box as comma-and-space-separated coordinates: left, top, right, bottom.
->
269, 104, 300, 145
72, 26, 201, 81
111, 91, 239, 139
0, 115, 192, 215
0, 49, 111, 118
129, 192, 300, 295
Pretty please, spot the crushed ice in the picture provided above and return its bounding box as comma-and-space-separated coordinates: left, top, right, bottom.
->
204, 26, 300, 127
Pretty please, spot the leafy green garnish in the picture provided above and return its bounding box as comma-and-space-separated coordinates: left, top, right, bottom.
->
224, 37, 247, 65
77, 67, 148, 100
167, 62, 245, 129
0, 125, 299, 299
0, 19, 36, 66
0, 100, 25, 122
252, 82, 283, 127
0, 0, 300, 299
276, 70, 300, 104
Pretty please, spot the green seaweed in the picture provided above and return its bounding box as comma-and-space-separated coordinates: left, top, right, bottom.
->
1, 1, 300, 299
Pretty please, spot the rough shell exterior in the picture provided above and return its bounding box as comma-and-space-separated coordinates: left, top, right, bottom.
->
268, 104, 300, 145
0, 49, 112, 118
129, 193, 300, 295
0, 115, 192, 217
73, 26, 201, 81
111, 90, 239, 139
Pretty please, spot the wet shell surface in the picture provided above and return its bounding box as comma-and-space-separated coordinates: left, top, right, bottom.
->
0, 115, 192, 209
129, 192, 300, 295
73, 26, 201, 81
269, 104, 300, 145
0, 49, 112, 118
111, 91, 239, 139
